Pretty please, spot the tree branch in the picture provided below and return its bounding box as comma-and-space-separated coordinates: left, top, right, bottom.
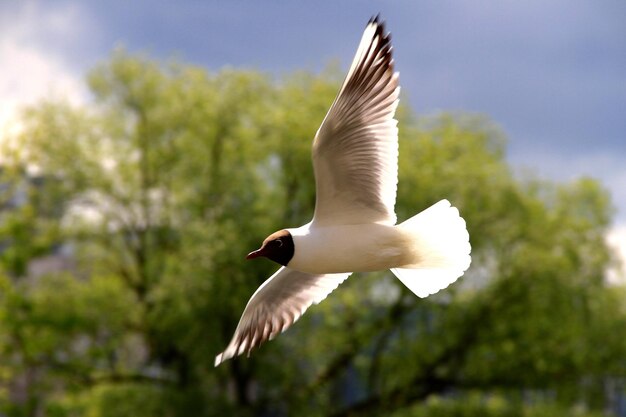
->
331, 300, 493, 417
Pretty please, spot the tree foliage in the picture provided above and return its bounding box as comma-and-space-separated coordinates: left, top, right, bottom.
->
0, 52, 624, 416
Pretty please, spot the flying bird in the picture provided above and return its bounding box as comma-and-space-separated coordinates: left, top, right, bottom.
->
215, 16, 471, 367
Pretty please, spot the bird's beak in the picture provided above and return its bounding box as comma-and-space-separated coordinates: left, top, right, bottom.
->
246, 248, 265, 260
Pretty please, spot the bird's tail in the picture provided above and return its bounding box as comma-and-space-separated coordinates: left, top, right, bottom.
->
390, 199, 471, 298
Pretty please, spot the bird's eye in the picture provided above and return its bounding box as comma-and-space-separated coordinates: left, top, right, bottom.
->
275, 239, 283, 247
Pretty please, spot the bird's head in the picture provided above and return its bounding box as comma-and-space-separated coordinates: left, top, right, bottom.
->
246, 229, 295, 266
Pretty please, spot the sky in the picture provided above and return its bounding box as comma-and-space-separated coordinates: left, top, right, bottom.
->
1, 0, 625, 277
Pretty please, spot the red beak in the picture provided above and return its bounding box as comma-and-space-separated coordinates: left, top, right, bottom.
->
246, 248, 264, 260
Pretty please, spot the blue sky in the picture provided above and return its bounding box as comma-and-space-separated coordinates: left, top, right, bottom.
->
1, 1, 625, 265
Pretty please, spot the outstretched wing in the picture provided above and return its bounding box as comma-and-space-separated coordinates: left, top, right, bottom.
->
215, 267, 351, 366
312, 16, 400, 226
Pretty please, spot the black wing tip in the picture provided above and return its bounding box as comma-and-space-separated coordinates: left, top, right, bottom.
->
368, 13, 381, 24
368, 14, 387, 29
367, 14, 392, 45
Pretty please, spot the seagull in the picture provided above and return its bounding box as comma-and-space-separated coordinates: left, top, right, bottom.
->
215, 16, 471, 367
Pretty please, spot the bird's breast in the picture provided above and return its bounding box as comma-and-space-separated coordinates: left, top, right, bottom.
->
287, 224, 412, 274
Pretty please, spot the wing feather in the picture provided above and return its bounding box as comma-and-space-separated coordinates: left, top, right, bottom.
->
215, 267, 351, 366
312, 17, 400, 226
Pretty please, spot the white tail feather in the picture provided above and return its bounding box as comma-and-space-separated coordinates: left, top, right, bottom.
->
391, 200, 471, 298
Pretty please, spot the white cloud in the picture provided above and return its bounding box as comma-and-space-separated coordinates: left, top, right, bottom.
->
607, 225, 626, 285
0, 2, 91, 140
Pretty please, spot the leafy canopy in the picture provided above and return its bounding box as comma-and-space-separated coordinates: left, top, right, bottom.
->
0, 52, 623, 417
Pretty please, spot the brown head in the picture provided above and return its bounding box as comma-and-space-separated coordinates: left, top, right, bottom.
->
246, 229, 295, 266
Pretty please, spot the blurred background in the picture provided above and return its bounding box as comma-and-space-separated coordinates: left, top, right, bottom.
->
1, 1, 625, 416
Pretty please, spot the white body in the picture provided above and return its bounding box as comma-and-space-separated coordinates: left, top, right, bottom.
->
289, 223, 414, 274
288, 199, 470, 279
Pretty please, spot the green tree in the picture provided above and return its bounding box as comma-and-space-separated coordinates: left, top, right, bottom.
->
0, 52, 624, 417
